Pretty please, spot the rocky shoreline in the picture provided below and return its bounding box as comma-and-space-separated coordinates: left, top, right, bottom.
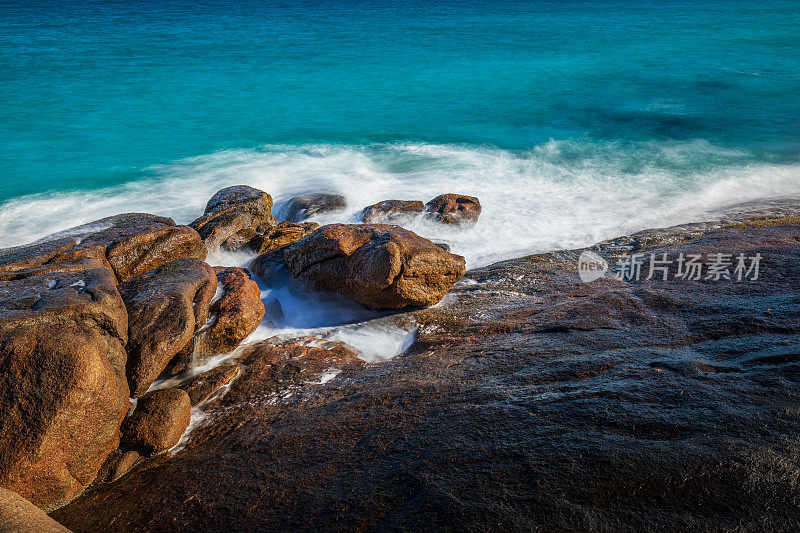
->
2, 189, 800, 531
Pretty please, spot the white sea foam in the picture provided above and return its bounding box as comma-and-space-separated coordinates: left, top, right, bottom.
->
1, 140, 798, 268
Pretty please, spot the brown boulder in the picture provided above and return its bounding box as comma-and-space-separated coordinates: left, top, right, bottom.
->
0, 268, 130, 510
282, 224, 466, 309
120, 258, 217, 397
190, 186, 277, 252
177, 364, 242, 406
282, 193, 347, 222
180, 267, 264, 366
0, 213, 205, 283
425, 193, 481, 227
121, 389, 191, 456
249, 250, 290, 288
247, 221, 319, 254
0, 488, 71, 532
361, 200, 425, 224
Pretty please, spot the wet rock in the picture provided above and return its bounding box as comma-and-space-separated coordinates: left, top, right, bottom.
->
0, 214, 205, 283
282, 224, 466, 309
121, 389, 191, 456
425, 193, 481, 227
247, 221, 319, 254
120, 258, 217, 397
249, 250, 290, 288
282, 193, 347, 222
434, 242, 451, 252
222, 337, 364, 404
361, 200, 425, 224
177, 364, 242, 406
177, 267, 264, 368
0, 268, 130, 510
264, 297, 285, 327
96, 450, 141, 484
47, 208, 800, 531
0, 488, 71, 532
190, 186, 277, 252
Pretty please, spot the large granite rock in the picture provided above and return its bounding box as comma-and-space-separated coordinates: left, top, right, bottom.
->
0, 213, 205, 283
0, 488, 71, 532
424, 193, 481, 227
282, 224, 466, 309
247, 221, 319, 254
282, 193, 347, 222
177, 364, 242, 406
120, 258, 217, 397
121, 389, 191, 456
361, 200, 425, 224
179, 266, 264, 366
0, 267, 130, 510
190, 186, 277, 252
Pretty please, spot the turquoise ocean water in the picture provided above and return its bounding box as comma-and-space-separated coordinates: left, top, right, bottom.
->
1, 0, 799, 265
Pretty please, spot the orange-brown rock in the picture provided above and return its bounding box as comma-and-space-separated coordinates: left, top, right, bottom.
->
425, 193, 481, 227
282, 224, 466, 309
121, 389, 191, 456
247, 221, 319, 254
0, 268, 129, 510
190, 186, 277, 252
361, 199, 425, 224
0, 213, 205, 283
120, 258, 217, 397
177, 364, 242, 406
177, 267, 264, 369
0, 488, 71, 532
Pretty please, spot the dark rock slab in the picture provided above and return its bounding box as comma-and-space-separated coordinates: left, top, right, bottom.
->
120, 258, 217, 397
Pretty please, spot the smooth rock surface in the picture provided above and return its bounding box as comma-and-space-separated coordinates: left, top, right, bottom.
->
282, 224, 466, 309
0, 268, 130, 510
282, 193, 347, 222
0, 488, 71, 532
121, 389, 191, 456
120, 258, 217, 397
177, 364, 242, 406
190, 186, 277, 252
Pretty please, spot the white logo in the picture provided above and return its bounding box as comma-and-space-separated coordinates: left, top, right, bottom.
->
578, 251, 608, 283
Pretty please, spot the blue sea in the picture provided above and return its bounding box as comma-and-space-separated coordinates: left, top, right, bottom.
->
1, 0, 799, 266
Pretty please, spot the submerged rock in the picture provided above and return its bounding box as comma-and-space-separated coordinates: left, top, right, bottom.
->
425, 193, 481, 227
282, 193, 347, 222
121, 389, 191, 456
0, 268, 130, 510
190, 186, 277, 252
0, 488, 71, 532
361, 200, 425, 224
247, 221, 319, 254
120, 258, 217, 397
0, 213, 205, 283
282, 224, 466, 309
